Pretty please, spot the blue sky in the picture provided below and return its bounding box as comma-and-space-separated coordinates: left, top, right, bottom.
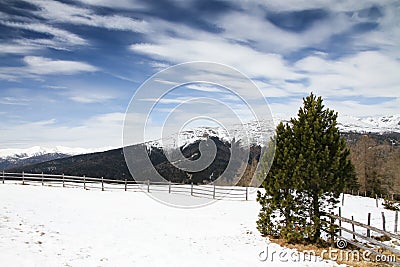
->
0, 0, 399, 148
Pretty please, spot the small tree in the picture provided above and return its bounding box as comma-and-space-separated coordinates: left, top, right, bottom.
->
257, 93, 358, 244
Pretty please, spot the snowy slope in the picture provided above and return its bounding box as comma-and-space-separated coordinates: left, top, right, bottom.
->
0, 146, 113, 159
147, 119, 276, 149
0, 184, 340, 267
337, 114, 400, 133
147, 114, 400, 149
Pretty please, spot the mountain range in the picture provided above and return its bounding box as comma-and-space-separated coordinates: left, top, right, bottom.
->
1, 114, 399, 171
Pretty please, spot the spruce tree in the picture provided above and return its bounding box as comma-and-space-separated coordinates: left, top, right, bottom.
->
257, 93, 358, 244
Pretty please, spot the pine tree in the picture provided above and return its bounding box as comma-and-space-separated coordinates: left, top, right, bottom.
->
257, 93, 358, 244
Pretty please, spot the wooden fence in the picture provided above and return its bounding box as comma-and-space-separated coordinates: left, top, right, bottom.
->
324, 210, 400, 265
0, 171, 250, 201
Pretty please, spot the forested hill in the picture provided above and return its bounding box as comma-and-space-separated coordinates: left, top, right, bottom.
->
7, 132, 400, 194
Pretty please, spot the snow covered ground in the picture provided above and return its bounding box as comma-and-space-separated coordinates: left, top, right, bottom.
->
0, 184, 342, 267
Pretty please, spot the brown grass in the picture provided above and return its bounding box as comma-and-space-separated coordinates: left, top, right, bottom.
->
267, 236, 398, 267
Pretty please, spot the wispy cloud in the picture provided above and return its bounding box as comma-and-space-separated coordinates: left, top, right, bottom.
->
0, 43, 39, 55
24, 56, 98, 75
28, 0, 149, 33
0, 56, 98, 81
128, 1, 400, 117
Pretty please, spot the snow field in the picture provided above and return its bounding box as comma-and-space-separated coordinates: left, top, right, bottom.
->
0, 184, 341, 267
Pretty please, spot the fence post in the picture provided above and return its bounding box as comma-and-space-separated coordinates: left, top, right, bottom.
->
382, 212, 386, 232
62, 174, 65, 187
342, 193, 344, 206
339, 207, 342, 237
245, 187, 248, 201
351, 216, 356, 239
395, 211, 398, 233
101, 177, 104, 191
22, 171, 24, 185
213, 184, 216, 199
125, 179, 127, 191
376, 194, 378, 208
191, 183, 193, 196
41, 172, 44, 186
367, 213, 371, 237
2, 170, 4, 184
169, 181, 171, 194
147, 180, 150, 193
330, 213, 335, 247
83, 175, 86, 190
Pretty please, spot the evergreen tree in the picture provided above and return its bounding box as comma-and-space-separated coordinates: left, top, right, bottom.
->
257, 93, 358, 244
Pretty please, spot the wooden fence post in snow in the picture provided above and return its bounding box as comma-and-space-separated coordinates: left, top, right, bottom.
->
2, 170, 4, 184
339, 207, 342, 237
246, 187, 248, 201
83, 175, 86, 190
395, 211, 398, 234
147, 180, 150, 193
62, 174, 65, 187
351, 216, 356, 240
22, 172, 24, 185
367, 213, 371, 238
213, 184, 216, 199
342, 193, 345, 206
330, 213, 335, 247
101, 177, 104, 191
125, 179, 127, 191
41, 172, 44, 186
381, 212, 386, 232
376, 194, 378, 208
169, 181, 171, 193
191, 183, 193, 196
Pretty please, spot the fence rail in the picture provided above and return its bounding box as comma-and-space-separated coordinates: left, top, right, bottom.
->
1, 171, 250, 201
323, 211, 400, 265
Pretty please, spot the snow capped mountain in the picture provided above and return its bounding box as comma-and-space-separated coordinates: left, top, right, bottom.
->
0, 146, 113, 160
147, 114, 400, 149
2, 114, 398, 168
147, 118, 276, 149
0, 146, 114, 170
337, 114, 400, 133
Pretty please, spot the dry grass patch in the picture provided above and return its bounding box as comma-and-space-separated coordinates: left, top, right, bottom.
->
267, 236, 398, 267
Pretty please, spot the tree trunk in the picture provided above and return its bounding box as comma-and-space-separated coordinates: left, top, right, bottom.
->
312, 193, 321, 242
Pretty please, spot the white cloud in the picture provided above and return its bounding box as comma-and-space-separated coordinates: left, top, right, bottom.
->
325, 98, 400, 117
24, 56, 98, 75
131, 38, 298, 81
0, 43, 39, 54
68, 93, 116, 104
234, 0, 396, 13
128, 1, 400, 117
29, 0, 149, 33
1, 21, 87, 49
0, 113, 125, 149
76, 0, 146, 9
215, 10, 353, 54
0, 96, 31, 106
294, 51, 400, 98
0, 56, 98, 81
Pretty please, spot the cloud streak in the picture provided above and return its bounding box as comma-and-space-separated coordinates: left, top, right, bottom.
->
0, 56, 98, 81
